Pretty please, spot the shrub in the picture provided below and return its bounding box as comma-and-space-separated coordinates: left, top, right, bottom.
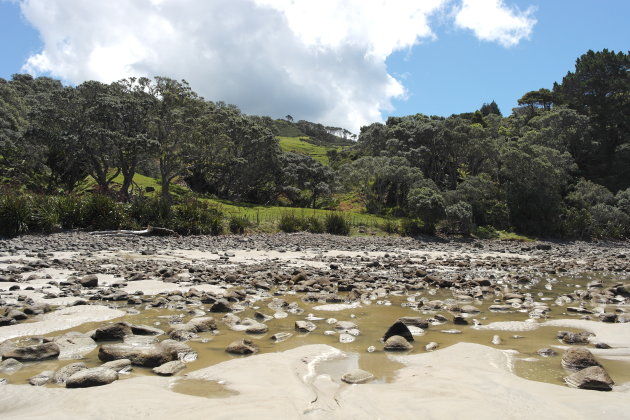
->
590, 204, 629, 239
444, 201, 473, 235
30, 195, 61, 233
381, 219, 399, 234
171, 199, 223, 235
129, 195, 167, 227
0, 193, 31, 237
56, 195, 85, 229
400, 218, 426, 236
324, 213, 350, 235
278, 213, 303, 233
473, 225, 499, 239
80, 193, 129, 230
229, 216, 250, 234
303, 216, 325, 233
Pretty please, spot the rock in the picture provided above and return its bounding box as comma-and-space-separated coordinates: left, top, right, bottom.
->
491, 335, 502, 345
0, 358, 23, 373
53, 332, 97, 359
0, 316, 16, 326
79, 274, 99, 288
382, 321, 414, 343
243, 319, 268, 334
561, 347, 601, 371
187, 317, 217, 332
271, 332, 292, 343
2, 342, 60, 361
53, 362, 88, 384
225, 339, 258, 355
564, 366, 614, 391
92, 322, 133, 341
295, 320, 317, 333
168, 324, 198, 342
98, 340, 194, 367
599, 313, 618, 323
131, 325, 165, 336
339, 333, 355, 343
425, 342, 439, 351
66, 367, 118, 388
7, 309, 28, 321
398, 317, 429, 329
152, 360, 186, 376
210, 300, 232, 313
383, 335, 413, 351
537, 348, 557, 357
453, 316, 469, 325
29, 370, 53, 386
595, 342, 612, 349
557, 331, 592, 345
341, 369, 374, 384
101, 359, 132, 373
335, 320, 358, 331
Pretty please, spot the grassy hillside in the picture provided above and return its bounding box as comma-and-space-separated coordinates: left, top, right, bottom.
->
277, 136, 335, 165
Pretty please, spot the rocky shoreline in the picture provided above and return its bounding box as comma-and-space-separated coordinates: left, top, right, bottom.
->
1, 232, 629, 418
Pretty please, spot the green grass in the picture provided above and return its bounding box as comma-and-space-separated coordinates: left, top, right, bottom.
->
277, 136, 335, 165
497, 230, 535, 242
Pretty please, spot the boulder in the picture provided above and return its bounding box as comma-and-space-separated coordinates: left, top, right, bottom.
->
397, 317, 429, 329
168, 324, 198, 342
0, 358, 23, 373
98, 340, 194, 367
130, 325, 165, 336
101, 359, 132, 373
0, 316, 16, 326
382, 321, 414, 342
2, 342, 60, 361
341, 369, 374, 384
7, 309, 28, 321
210, 300, 232, 313
295, 320, 317, 333
561, 347, 601, 371
152, 360, 186, 376
53, 332, 97, 359
187, 317, 217, 332
29, 370, 53, 386
66, 367, 118, 388
383, 335, 413, 351
225, 339, 258, 355
557, 331, 592, 345
92, 322, 133, 341
564, 366, 614, 391
79, 274, 99, 288
53, 362, 88, 384
537, 348, 557, 357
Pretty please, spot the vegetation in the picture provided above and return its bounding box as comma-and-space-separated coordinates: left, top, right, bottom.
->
1, 49, 629, 239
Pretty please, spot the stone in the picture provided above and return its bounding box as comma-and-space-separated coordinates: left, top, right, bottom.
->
66, 367, 118, 388
564, 366, 614, 391
537, 348, 557, 357
226, 339, 258, 355
168, 324, 198, 342
453, 316, 469, 325
29, 370, 53, 386
341, 369, 374, 384
210, 300, 232, 313
0, 316, 16, 326
92, 322, 133, 341
53, 332, 97, 359
243, 319, 268, 334
79, 274, 99, 288
295, 320, 317, 333
271, 332, 292, 343
130, 325, 165, 336
383, 335, 413, 351
557, 331, 592, 345
335, 320, 358, 331
98, 340, 194, 367
2, 342, 60, 361
7, 309, 28, 321
53, 362, 88, 384
382, 321, 414, 343
425, 342, 439, 351
0, 358, 23, 373
397, 317, 429, 329
152, 360, 186, 376
101, 359, 132, 373
561, 347, 601, 371
187, 317, 217, 332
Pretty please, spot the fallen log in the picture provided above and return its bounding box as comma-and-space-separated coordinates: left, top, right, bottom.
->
89, 226, 179, 237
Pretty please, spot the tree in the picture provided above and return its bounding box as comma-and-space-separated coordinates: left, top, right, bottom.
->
517, 88, 554, 111
480, 101, 502, 116
285, 114, 293, 122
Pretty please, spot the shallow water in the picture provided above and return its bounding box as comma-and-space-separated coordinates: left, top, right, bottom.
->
3, 271, 630, 395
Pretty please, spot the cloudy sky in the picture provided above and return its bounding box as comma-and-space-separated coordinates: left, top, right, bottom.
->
1, 0, 628, 132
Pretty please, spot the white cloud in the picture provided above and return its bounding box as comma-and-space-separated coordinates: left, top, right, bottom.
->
19, 0, 535, 131
454, 0, 536, 47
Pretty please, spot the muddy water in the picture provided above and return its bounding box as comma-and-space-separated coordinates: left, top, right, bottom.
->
4, 272, 630, 394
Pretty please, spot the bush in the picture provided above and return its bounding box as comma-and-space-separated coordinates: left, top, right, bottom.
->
0, 193, 31, 237
381, 219, 399, 234
56, 195, 85, 229
444, 201, 473, 235
278, 213, 303, 233
473, 225, 499, 239
229, 216, 250, 234
400, 218, 427, 236
304, 216, 325, 233
30, 195, 61, 233
129, 195, 167, 227
590, 204, 629, 239
171, 199, 223, 235
80, 193, 129, 230
324, 213, 350, 235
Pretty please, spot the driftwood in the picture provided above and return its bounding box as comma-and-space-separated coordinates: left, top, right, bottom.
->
89, 226, 179, 237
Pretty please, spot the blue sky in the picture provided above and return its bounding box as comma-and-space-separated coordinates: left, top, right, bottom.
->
1, 0, 628, 130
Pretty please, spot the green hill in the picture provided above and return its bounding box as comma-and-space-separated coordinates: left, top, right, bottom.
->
277, 136, 335, 165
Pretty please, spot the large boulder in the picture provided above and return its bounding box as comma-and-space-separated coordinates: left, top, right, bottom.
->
0, 358, 23, 373
168, 324, 198, 342
564, 366, 614, 391
66, 367, 118, 388
29, 371, 53, 386
101, 359, 132, 373
341, 369, 374, 384
2, 342, 60, 361
53, 332, 97, 359
561, 347, 601, 371
383, 335, 413, 351
79, 274, 99, 288
295, 320, 317, 333
98, 340, 194, 367
557, 331, 592, 345
382, 321, 414, 342
187, 317, 217, 332
92, 322, 133, 341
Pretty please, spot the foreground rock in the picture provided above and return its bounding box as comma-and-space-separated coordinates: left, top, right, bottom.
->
382, 321, 414, 343
341, 369, 374, 384
383, 335, 413, 351
52, 362, 88, 384
1, 342, 60, 361
225, 339, 258, 355
66, 367, 118, 388
53, 332, 97, 359
98, 340, 194, 367
152, 360, 186, 376
92, 322, 133, 341
561, 347, 601, 371
564, 366, 614, 391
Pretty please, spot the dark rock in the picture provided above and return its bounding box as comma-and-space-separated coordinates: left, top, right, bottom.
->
595, 342, 612, 349
98, 340, 193, 367
92, 322, 133, 341
397, 317, 429, 329
187, 317, 217, 332
561, 347, 601, 371
79, 274, 99, 288
210, 300, 232, 313
382, 321, 414, 342
130, 324, 165, 336
7, 309, 27, 320
0, 316, 16, 326
1, 342, 60, 361
453, 316, 469, 325
536, 348, 557, 357
557, 331, 592, 345
564, 366, 614, 391
66, 367, 118, 388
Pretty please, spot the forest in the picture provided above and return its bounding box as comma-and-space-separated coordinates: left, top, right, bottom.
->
0, 49, 628, 239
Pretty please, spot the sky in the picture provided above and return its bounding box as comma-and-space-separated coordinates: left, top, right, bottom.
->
0, 0, 628, 133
